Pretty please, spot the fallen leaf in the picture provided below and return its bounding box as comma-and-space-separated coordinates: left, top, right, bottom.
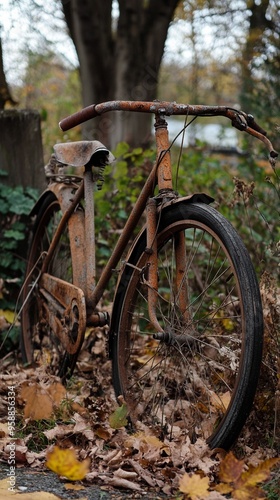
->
0, 309, 15, 324
240, 457, 280, 486
109, 401, 128, 429
179, 473, 210, 499
100, 475, 142, 491
114, 468, 137, 479
0, 423, 8, 437
128, 459, 157, 487
64, 483, 86, 491
219, 451, 244, 483
215, 453, 280, 500
20, 382, 66, 420
210, 390, 231, 411
46, 445, 90, 481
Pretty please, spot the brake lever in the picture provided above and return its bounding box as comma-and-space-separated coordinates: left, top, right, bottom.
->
230, 110, 278, 160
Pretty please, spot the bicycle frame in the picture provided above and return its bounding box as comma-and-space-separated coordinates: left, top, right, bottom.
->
38, 113, 192, 351
35, 101, 278, 355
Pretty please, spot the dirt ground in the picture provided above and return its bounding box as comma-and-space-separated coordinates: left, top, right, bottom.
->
0, 463, 168, 500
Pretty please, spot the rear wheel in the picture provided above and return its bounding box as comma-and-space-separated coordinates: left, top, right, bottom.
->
111, 202, 263, 450
21, 192, 80, 379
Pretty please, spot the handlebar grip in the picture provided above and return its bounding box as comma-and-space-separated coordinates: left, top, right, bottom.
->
59, 105, 99, 131
246, 114, 267, 136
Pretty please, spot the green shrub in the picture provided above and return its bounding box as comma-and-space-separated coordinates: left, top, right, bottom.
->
0, 173, 38, 310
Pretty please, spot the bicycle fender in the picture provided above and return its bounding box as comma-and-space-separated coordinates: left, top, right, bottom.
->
162, 192, 214, 208
124, 192, 214, 261
29, 183, 79, 217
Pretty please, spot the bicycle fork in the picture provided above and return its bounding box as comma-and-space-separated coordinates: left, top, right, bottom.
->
145, 114, 190, 336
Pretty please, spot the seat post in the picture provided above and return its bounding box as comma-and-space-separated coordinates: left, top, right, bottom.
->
84, 166, 96, 304
154, 113, 173, 192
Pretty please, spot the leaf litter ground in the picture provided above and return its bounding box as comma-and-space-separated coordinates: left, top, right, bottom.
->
0, 324, 279, 499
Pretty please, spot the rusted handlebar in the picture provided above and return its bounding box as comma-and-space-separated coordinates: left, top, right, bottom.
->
59, 100, 278, 158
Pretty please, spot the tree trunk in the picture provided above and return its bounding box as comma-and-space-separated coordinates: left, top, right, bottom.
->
240, 0, 273, 110
0, 110, 45, 192
61, 0, 180, 148
0, 37, 17, 110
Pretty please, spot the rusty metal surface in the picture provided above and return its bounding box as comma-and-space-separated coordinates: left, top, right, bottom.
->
84, 168, 96, 305
68, 209, 87, 290
41, 181, 84, 274
54, 140, 114, 167
155, 116, 173, 192
59, 100, 278, 158
146, 198, 163, 333
40, 273, 86, 354
175, 229, 190, 322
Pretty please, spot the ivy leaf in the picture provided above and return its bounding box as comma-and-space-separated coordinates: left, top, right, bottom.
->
179, 473, 209, 499
46, 446, 90, 481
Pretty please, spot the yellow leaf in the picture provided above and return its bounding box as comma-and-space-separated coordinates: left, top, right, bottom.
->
0, 309, 15, 324
232, 484, 265, 500
46, 446, 90, 481
179, 473, 209, 499
214, 482, 233, 494
240, 457, 280, 486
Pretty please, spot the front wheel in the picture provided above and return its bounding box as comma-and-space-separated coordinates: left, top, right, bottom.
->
110, 202, 263, 450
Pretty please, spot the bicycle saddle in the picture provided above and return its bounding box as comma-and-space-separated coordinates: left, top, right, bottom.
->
53, 140, 114, 167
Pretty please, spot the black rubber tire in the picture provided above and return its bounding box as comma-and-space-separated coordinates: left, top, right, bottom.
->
21, 191, 80, 379
110, 202, 263, 450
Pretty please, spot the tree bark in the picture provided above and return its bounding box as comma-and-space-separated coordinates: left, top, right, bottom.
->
61, 0, 180, 148
0, 110, 45, 192
240, 0, 273, 110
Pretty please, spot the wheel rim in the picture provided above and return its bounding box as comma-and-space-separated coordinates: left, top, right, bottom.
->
117, 219, 246, 443
22, 199, 74, 375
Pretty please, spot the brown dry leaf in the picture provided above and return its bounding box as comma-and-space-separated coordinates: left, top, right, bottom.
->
114, 468, 137, 480
128, 459, 158, 487
0, 478, 61, 500
210, 390, 231, 411
219, 451, 244, 483
20, 382, 66, 420
179, 472, 210, 499
64, 483, 86, 491
43, 424, 74, 440
94, 425, 112, 440
46, 445, 90, 481
100, 475, 143, 492
73, 413, 94, 440
0, 423, 8, 437
125, 431, 170, 459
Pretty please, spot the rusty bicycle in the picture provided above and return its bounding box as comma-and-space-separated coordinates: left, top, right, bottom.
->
21, 101, 278, 450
